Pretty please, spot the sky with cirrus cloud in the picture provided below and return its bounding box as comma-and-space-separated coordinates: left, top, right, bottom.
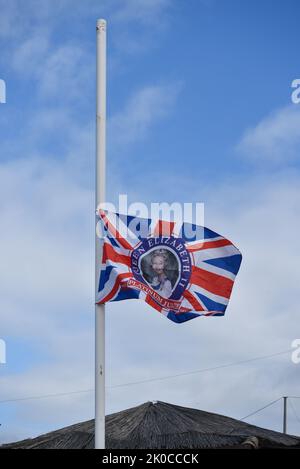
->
0, 0, 300, 444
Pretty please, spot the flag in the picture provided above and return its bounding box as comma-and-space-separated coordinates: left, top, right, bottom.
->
96, 210, 242, 323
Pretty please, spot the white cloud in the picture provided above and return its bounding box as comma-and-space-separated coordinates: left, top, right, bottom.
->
11, 36, 92, 102
0, 0, 65, 39
12, 34, 50, 74
237, 105, 300, 165
0, 157, 92, 332
38, 45, 92, 100
108, 83, 181, 149
1, 0, 172, 64
5, 0, 174, 101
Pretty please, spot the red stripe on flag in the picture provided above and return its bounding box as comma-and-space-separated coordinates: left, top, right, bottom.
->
102, 243, 131, 268
153, 220, 175, 237
187, 238, 232, 253
191, 265, 234, 298
183, 290, 205, 311
98, 273, 133, 303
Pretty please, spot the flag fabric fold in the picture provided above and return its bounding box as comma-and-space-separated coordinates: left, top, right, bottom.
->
96, 210, 242, 323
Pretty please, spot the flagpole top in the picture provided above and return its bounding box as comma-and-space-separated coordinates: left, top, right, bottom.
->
97, 19, 106, 31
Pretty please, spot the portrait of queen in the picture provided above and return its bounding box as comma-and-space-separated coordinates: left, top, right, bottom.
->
140, 248, 179, 299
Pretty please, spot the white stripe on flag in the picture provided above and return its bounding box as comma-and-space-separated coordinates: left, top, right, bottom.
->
190, 243, 240, 264
188, 283, 229, 306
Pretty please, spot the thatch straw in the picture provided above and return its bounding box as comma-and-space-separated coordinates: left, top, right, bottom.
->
2, 401, 300, 449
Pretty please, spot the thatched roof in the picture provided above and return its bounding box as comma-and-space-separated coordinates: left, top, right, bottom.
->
2, 401, 300, 449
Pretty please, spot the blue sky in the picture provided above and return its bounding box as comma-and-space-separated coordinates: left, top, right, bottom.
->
1, 0, 300, 443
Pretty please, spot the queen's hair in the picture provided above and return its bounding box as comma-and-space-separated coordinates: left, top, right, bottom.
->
150, 249, 169, 267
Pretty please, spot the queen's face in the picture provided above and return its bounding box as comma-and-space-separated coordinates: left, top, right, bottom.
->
151, 255, 165, 275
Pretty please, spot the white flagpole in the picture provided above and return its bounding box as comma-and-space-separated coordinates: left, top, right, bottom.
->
95, 18, 106, 450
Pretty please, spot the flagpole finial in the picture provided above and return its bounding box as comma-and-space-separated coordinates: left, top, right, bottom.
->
97, 19, 106, 31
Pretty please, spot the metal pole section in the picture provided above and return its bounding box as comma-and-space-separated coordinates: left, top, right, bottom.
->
95, 18, 106, 450
283, 396, 287, 434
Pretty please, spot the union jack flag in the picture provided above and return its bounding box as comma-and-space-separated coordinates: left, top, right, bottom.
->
96, 210, 242, 323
